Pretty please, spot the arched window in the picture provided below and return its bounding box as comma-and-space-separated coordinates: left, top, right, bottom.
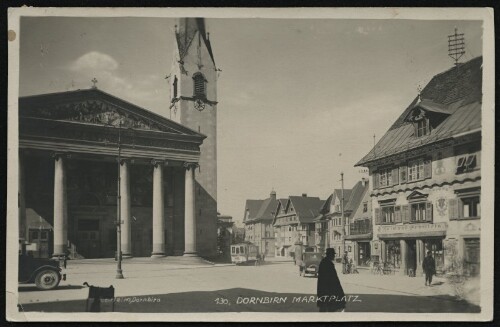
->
193, 73, 206, 98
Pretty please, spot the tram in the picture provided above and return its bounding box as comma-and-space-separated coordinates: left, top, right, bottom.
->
230, 242, 259, 265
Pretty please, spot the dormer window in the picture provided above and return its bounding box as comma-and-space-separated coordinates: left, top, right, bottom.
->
416, 118, 429, 137
193, 73, 206, 98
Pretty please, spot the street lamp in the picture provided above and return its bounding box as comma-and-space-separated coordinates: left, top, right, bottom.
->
341, 172, 345, 254
115, 116, 124, 279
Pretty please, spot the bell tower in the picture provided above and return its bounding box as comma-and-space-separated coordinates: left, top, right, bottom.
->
169, 18, 218, 257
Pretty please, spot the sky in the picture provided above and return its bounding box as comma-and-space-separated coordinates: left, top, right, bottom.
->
19, 17, 483, 226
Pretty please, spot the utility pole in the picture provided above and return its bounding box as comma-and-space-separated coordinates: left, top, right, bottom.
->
341, 172, 345, 254
116, 117, 124, 279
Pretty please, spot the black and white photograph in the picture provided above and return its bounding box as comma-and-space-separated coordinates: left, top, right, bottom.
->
6, 7, 494, 322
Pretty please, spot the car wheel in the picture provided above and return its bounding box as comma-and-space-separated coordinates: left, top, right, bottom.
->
35, 269, 60, 290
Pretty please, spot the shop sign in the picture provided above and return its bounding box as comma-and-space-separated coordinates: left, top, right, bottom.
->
378, 222, 448, 235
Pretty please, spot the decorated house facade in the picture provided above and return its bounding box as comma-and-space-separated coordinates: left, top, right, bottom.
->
273, 195, 323, 258
355, 57, 482, 277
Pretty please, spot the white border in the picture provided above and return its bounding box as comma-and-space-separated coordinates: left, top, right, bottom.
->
6, 7, 494, 322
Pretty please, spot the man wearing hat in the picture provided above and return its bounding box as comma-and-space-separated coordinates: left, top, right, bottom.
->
317, 248, 346, 312
422, 250, 436, 286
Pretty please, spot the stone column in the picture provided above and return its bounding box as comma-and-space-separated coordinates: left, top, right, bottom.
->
52, 154, 67, 258
120, 159, 132, 258
183, 162, 198, 256
151, 160, 165, 257
416, 239, 425, 276
399, 239, 408, 276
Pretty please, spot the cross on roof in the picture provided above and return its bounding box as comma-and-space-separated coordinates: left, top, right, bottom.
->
91, 77, 98, 89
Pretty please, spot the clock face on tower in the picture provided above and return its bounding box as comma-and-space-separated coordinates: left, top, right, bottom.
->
194, 99, 206, 111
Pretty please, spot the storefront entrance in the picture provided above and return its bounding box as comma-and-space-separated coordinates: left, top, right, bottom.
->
357, 242, 371, 267
424, 238, 445, 274
406, 240, 417, 274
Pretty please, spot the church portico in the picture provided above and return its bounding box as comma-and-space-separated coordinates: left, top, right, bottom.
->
19, 89, 207, 259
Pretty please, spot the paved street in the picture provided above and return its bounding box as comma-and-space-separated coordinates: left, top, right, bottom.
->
18, 258, 480, 313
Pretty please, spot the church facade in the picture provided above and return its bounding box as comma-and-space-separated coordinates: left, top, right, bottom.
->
18, 18, 219, 259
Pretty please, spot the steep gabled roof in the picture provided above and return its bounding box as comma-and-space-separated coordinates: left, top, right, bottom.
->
344, 181, 369, 213
288, 196, 324, 223
356, 56, 482, 166
243, 199, 264, 223
254, 197, 280, 222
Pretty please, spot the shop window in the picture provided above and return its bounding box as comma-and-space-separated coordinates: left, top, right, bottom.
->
385, 240, 401, 268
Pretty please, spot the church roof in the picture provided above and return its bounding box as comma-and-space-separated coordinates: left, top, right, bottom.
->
175, 18, 215, 65
356, 56, 482, 166
19, 88, 206, 139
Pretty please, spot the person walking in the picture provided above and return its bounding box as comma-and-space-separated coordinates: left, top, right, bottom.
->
342, 251, 349, 274
317, 248, 346, 312
422, 250, 436, 286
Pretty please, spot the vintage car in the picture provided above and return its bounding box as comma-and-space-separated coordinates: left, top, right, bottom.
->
18, 254, 65, 290
298, 252, 322, 277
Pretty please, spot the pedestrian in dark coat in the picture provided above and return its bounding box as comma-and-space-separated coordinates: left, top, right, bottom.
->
317, 248, 346, 312
422, 250, 436, 286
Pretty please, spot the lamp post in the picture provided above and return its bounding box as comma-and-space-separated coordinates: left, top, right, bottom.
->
341, 172, 345, 254
115, 117, 124, 279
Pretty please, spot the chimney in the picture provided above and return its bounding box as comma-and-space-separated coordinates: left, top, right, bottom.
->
302, 193, 307, 197
270, 190, 277, 200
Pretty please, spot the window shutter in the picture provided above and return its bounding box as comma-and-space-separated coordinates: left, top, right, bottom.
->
394, 206, 402, 223
449, 199, 459, 220
373, 173, 379, 189
392, 167, 399, 185
375, 208, 381, 225
426, 202, 433, 223
402, 205, 410, 223
400, 165, 407, 183
424, 159, 432, 179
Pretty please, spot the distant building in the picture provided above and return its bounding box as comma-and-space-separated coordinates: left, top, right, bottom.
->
243, 190, 279, 256
217, 213, 234, 261
315, 188, 352, 256
344, 178, 371, 267
356, 57, 482, 277
272, 194, 323, 258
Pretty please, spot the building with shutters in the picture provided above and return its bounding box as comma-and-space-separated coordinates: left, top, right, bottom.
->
355, 56, 482, 277
242, 190, 280, 257
272, 194, 324, 258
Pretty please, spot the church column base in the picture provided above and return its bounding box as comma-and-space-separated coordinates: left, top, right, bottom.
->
151, 253, 165, 258
183, 252, 198, 257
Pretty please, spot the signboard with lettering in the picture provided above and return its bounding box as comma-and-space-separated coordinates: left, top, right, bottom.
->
377, 222, 448, 238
